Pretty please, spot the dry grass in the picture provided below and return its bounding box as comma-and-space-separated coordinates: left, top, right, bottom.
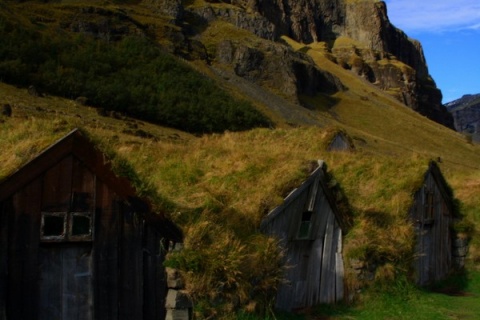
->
2, 3, 480, 315
2, 74, 480, 316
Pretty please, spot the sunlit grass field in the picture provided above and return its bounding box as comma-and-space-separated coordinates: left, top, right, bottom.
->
1, 0, 480, 318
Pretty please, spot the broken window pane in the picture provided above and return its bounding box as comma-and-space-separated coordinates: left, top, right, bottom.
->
42, 214, 66, 238
71, 214, 91, 237
298, 211, 313, 239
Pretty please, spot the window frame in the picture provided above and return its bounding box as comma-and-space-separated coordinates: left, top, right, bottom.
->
297, 210, 314, 240
40, 211, 94, 242
423, 189, 435, 223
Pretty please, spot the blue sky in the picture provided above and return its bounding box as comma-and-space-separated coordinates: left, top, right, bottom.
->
383, 0, 480, 103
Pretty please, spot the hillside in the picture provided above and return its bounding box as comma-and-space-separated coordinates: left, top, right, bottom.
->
2, 81, 480, 318
1, 0, 480, 319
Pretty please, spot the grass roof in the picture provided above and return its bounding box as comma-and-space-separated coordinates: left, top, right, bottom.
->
1, 100, 473, 317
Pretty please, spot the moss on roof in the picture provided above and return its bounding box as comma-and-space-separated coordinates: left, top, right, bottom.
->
0, 115, 467, 316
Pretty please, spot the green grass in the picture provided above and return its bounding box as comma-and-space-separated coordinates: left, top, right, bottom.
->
313, 270, 480, 319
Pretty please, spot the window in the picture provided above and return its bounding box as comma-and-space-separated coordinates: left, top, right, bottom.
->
41, 213, 67, 240
424, 190, 434, 221
295, 179, 320, 240
41, 212, 93, 242
297, 211, 314, 239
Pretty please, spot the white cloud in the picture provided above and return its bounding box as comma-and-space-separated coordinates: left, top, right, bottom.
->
384, 0, 480, 33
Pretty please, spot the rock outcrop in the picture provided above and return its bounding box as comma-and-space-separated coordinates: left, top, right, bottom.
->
446, 94, 480, 141
216, 40, 345, 104
181, 0, 454, 128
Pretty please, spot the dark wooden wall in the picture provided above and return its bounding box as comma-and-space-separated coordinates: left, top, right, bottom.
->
261, 168, 344, 310
0, 154, 168, 320
410, 170, 453, 285
1, 199, 7, 320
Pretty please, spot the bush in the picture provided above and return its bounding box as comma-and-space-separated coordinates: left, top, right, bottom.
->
0, 14, 271, 133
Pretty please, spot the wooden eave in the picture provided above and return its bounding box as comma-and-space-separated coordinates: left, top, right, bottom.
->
261, 160, 349, 231
427, 161, 455, 215
0, 128, 184, 242
0, 129, 139, 202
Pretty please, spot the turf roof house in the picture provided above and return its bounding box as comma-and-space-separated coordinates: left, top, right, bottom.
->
260, 160, 350, 311
326, 131, 354, 152
0, 129, 183, 320
409, 161, 461, 285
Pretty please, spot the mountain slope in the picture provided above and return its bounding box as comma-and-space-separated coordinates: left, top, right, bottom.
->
181, 0, 454, 128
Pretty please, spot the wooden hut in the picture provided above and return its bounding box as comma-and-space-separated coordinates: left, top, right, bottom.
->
326, 132, 354, 152
0, 129, 182, 320
260, 161, 349, 311
409, 161, 456, 286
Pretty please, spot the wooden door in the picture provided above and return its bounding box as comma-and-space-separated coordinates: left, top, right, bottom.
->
39, 245, 93, 320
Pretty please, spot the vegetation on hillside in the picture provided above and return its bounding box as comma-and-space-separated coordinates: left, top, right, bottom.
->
1, 1, 480, 318
0, 3, 270, 133
1, 109, 478, 318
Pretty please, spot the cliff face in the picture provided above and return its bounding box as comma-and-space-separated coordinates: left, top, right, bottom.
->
254, 0, 453, 128
182, 0, 454, 128
446, 94, 480, 141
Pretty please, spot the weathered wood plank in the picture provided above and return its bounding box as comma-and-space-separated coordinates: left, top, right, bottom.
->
143, 227, 168, 320
7, 178, 42, 319
94, 181, 119, 320
143, 226, 156, 319
119, 202, 144, 320
335, 251, 344, 302
305, 176, 320, 212
71, 157, 95, 212
306, 237, 324, 306
334, 225, 344, 301
41, 156, 73, 212
63, 246, 93, 320
319, 212, 335, 303
39, 246, 63, 319
0, 201, 7, 320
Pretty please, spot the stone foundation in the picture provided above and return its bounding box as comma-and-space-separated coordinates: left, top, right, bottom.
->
165, 244, 192, 320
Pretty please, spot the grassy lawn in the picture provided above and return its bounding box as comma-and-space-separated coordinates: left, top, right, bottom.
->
234, 270, 480, 319
313, 269, 480, 319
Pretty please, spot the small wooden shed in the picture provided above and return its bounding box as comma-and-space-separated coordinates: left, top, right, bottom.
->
326, 132, 354, 152
409, 161, 455, 285
260, 161, 349, 311
0, 129, 182, 320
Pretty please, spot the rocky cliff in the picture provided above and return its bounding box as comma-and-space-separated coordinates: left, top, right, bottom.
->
172, 0, 454, 128
446, 94, 480, 141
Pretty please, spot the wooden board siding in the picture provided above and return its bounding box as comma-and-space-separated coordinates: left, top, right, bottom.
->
410, 170, 453, 285
39, 245, 93, 320
0, 129, 180, 320
261, 163, 345, 311
94, 180, 120, 320
143, 226, 168, 320
6, 178, 42, 319
119, 201, 144, 320
0, 201, 7, 320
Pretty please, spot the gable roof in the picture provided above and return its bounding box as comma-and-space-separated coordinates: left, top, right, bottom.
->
423, 160, 456, 216
327, 131, 355, 152
260, 160, 351, 231
0, 128, 183, 241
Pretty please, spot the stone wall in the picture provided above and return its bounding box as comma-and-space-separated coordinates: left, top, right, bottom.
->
453, 236, 469, 269
165, 244, 192, 320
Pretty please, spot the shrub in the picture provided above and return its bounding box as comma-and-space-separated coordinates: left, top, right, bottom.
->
0, 12, 271, 133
